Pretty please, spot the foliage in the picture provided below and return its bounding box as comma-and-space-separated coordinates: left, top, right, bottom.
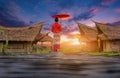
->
0, 29, 4, 35
0, 43, 3, 53
6, 34, 9, 48
0, 29, 9, 54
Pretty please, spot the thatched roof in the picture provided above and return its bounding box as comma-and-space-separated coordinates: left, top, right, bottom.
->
78, 23, 97, 42
0, 22, 43, 42
95, 22, 120, 40
115, 26, 120, 29
34, 33, 53, 43
40, 35, 53, 42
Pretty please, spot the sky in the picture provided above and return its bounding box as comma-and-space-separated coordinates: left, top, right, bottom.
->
0, 0, 120, 39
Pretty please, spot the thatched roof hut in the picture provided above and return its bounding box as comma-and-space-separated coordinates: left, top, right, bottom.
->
95, 22, 120, 40
78, 23, 99, 52
35, 33, 53, 43
0, 22, 43, 42
0, 22, 53, 53
78, 23, 97, 42
95, 22, 120, 52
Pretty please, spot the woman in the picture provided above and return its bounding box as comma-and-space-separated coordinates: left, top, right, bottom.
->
51, 18, 62, 52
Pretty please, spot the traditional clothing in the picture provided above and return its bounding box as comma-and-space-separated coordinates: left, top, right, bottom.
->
51, 22, 62, 52
51, 22, 62, 33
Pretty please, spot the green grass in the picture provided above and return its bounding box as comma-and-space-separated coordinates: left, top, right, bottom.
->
89, 52, 120, 56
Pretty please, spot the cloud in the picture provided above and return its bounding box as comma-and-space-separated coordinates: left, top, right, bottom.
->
57, 0, 76, 9
115, 8, 120, 13
0, 0, 27, 27
51, 1, 97, 14
101, 0, 115, 6
34, 0, 101, 34
107, 21, 120, 26
91, 8, 99, 13
0, 19, 3, 23
69, 8, 99, 22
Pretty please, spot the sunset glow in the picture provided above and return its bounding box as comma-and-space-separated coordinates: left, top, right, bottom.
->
1, 0, 120, 53
60, 31, 80, 46
71, 38, 80, 45
60, 37, 80, 46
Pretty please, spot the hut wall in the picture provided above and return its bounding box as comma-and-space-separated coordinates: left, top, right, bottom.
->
103, 40, 120, 52
80, 41, 99, 52
110, 40, 120, 52
3, 41, 33, 53
103, 40, 112, 52
26, 42, 33, 53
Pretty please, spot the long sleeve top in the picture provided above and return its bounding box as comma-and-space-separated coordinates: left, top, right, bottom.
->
51, 22, 62, 33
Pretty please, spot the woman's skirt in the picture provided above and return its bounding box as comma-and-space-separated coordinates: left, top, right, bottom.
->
53, 33, 60, 52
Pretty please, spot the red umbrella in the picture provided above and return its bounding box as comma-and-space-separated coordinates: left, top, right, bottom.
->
52, 14, 70, 20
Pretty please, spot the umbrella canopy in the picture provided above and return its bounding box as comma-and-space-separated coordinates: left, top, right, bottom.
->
52, 14, 70, 20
